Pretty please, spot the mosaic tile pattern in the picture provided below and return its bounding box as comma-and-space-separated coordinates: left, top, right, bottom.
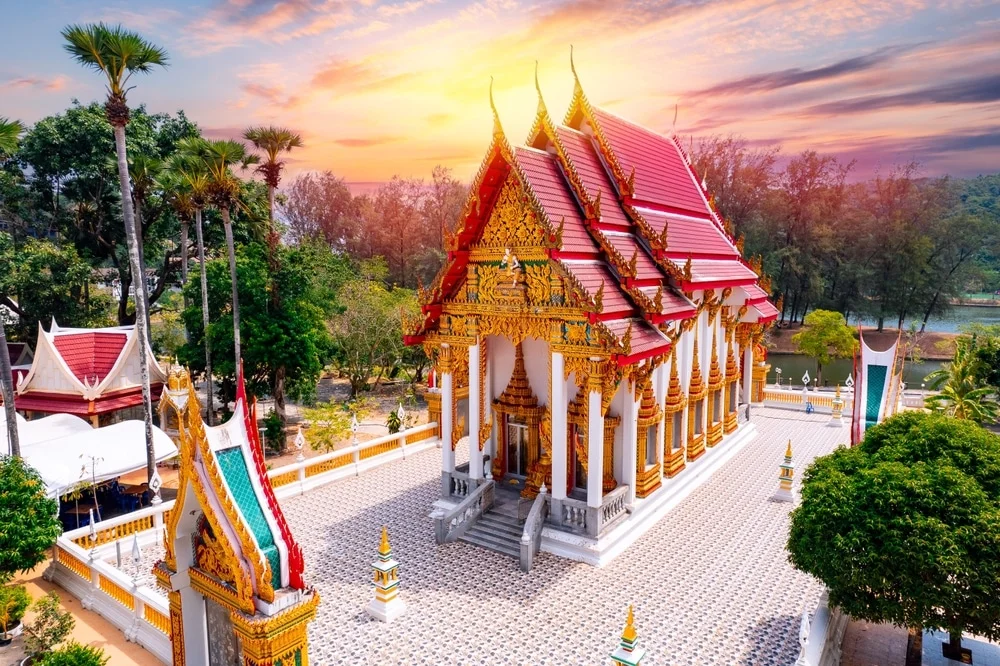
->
278, 409, 844, 665
114, 410, 843, 664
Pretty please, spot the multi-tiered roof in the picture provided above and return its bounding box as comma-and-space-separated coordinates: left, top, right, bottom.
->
407, 61, 777, 363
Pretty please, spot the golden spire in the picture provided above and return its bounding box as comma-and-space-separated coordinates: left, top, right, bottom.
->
622, 605, 637, 643
785, 439, 793, 459
708, 326, 723, 390
489, 76, 504, 139
379, 525, 391, 557
534, 60, 547, 117
570, 44, 582, 97
835, 384, 841, 399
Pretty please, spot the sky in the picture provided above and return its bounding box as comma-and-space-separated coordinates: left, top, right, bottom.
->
2, 0, 999, 183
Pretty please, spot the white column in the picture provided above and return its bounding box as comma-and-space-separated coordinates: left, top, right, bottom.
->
440, 346, 454, 497
622, 381, 638, 506
742, 343, 753, 404
655, 363, 667, 482
587, 375, 603, 508
551, 351, 567, 501
468, 340, 482, 480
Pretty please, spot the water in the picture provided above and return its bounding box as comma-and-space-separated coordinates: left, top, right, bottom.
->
766, 353, 944, 389
852, 305, 1000, 334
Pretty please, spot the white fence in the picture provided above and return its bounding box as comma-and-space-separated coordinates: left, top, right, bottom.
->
794, 591, 848, 666
45, 422, 439, 664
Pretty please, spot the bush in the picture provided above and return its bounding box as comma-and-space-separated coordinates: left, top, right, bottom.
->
0, 584, 30, 633
0, 456, 62, 583
37, 641, 109, 666
386, 408, 402, 434
23, 592, 74, 658
262, 409, 285, 455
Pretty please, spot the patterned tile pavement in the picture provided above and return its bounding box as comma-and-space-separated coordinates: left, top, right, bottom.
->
110, 409, 844, 664
275, 407, 846, 665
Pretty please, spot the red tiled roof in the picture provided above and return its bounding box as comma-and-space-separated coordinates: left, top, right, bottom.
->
555, 127, 631, 229
52, 332, 128, 384
514, 147, 597, 255
743, 284, 770, 304
559, 261, 633, 314
637, 286, 696, 320
639, 209, 736, 259
591, 108, 709, 216
603, 233, 662, 282
605, 318, 670, 362
688, 259, 758, 286
14, 384, 161, 416
750, 300, 780, 323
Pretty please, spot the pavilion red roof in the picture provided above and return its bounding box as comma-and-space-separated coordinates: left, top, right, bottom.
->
15, 385, 162, 416
52, 332, 128, 384
639, 209, 737, 259
513, 147, 597, 255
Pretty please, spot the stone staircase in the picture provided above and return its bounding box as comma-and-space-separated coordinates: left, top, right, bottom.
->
459, 509, 522, 559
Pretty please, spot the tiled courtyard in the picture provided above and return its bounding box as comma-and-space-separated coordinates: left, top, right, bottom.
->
275, 407, 846, 665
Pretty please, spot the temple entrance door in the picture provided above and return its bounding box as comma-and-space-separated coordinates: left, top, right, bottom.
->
506, 421, 529, 478
205, 597, 242, 665
569, 425, 587, 497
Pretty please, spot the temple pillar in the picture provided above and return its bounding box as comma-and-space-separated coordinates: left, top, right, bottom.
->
742, 342, 753, 405
550, 351, 567, 521
468, 336, 482, 480
440, 345, 454, 497
586, 364, 603, 509
622, 380, 639, 507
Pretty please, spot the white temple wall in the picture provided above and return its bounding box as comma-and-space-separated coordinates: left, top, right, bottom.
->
609, 380, 627, 485
23, 342, 79, 393
488, 335, 515, 398
521, 337, 550, 407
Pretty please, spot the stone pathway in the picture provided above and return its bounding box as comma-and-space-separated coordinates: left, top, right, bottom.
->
277, 407, 845, 665
840, 620, 908, 666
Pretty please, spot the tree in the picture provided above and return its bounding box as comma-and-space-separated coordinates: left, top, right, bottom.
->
179, 241, 347, 412
925, 338, 1000, 423
283, 171, 356, 249
788, 412, 1000, 661
790, 309, 857, 384
200, 139, 256, 365
37, 641, 109, 666
0, 457, 61, 583
22, 592, 74, 659
63, 22, 168, 501
244, 125, 303, 428
0, 118, 24, 457
329, 260, 413, 396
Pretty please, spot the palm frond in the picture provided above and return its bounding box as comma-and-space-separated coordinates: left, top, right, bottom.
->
62, 23, 168, 97
0, 117, 25, 158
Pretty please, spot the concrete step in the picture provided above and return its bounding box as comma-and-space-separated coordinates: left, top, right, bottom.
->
459, 529, 520, 558
476, 515, 523, 537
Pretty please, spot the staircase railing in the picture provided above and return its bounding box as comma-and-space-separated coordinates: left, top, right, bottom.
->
432, 479, 495, 544
519, 488, 549, 572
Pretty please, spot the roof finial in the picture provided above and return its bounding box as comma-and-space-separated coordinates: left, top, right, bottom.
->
570, 44, 583, 97
672, 103, 678, 134
489, 76, 504, 138
534, 59, 547, 117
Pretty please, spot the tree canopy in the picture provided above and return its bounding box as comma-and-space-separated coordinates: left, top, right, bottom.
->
788, 412, 1000, 649
791, 309, 857, 383
0, 456, 62, 583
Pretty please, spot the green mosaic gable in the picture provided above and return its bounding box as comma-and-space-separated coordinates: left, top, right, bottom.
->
216, 446, 281, 590
865, 364, 887, 429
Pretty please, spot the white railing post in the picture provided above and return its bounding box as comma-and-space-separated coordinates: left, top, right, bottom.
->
400, 431, 408, 459
125, 578, 143, 643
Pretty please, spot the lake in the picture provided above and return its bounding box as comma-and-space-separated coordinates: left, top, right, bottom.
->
767, 353, 944, 389
853, 305, 1000, 334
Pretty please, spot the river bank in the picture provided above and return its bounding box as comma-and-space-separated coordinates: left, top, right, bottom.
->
768, 324, 958, 360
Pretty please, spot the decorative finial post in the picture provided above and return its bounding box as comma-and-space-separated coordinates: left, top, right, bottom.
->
351, 414, 359, 446
772, 440, 794, 503
829, 384, 844, 427
294, 425, 305, 462
149, 466, 162, 506
366, 526, 406, 623
610, 605, 646, 665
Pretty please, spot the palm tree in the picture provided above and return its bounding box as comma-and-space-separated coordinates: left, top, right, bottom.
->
924, 343, 1000, 423
243, 126, 302, 428
0, 118, 24, 456
63, 23, 168, 502
165, 143, 216, 424
201, 139, 256, 367
127, 152, 162, 340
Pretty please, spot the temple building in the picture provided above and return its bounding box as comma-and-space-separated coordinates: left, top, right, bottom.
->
5, 341, 32, 386
406, 62, 777, 564
156, 366, 318, 665
14, 321, 166, 426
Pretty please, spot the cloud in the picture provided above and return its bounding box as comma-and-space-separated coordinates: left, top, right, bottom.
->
310, 58, 418, 94
802, 74, 1000, 116
342, 20, 390, 38
686, 44, 921, 99
377, 0, 440, 18
241, 82, 302, 108
201, 127, 246, 141
2, 75, 69, 91
425, 113, 453, 127
184, 0, 356, 52
333, 136, 403, 147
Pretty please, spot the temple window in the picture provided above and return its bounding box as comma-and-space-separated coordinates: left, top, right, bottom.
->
672, 415, 683, 450
645, 425, 658, 466
694, 401, 704, 434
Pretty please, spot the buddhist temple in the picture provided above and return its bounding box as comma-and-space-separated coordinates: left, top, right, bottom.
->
156, 366, 318, 665
14, 321, 166, 426
407, 60, 777, 564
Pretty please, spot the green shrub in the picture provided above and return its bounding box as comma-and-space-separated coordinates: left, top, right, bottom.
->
37, 641, 109, 666
262, 409, 285, 455
0, 456, 62, 583
0, 584, 30, 633
23, 592, 74, 657
386, 408, 402, 434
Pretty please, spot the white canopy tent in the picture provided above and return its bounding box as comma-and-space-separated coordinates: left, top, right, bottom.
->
1, 411, 178, 498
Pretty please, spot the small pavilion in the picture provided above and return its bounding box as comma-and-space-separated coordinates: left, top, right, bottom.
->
14, 320, 166, 427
